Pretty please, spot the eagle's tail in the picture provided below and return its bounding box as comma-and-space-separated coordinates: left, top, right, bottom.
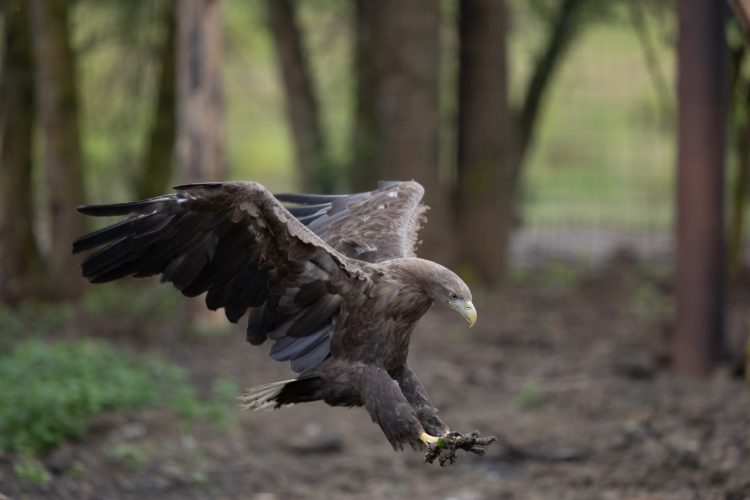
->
238, 376, 324, 410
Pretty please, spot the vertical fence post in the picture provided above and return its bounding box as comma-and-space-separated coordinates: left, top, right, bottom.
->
673, 0, 727, 375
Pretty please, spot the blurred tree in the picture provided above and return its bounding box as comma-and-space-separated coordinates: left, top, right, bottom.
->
350, 0, 447, 260
266, 0, 336, 192
0, 0, 43, 303
30, 0, 87, 300
176, 0, 226, 333
452, 0, 584, 284
350, 0, 380, 191
136, 0, 177, 199
176, 0, 225, 183
455, 0, 512, 284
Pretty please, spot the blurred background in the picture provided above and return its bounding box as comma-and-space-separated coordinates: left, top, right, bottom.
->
1, 0, 749, 498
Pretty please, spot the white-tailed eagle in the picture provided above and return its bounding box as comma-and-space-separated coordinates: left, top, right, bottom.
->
73, 180, 493, 463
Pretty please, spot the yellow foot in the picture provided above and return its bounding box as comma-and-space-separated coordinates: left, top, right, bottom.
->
419, 432, 440, 446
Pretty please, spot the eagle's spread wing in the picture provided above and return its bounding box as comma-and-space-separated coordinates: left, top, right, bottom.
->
275, 181, 426, 262
73, 181, 360, 374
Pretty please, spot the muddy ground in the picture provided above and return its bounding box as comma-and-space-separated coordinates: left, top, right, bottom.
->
1, 257, 749, 499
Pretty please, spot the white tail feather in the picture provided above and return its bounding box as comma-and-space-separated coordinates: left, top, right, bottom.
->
238, 379, 296, 411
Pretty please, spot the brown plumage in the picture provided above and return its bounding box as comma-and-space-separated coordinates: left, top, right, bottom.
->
73, 180, 477, 450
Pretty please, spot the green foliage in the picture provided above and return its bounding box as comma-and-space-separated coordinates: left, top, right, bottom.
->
0, 339, 192, 453
12, 455, 52, 486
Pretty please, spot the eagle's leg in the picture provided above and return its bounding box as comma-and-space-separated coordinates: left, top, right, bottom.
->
392, 364, 449, 437
358, 364, 427, 450
390, 367, 498, 465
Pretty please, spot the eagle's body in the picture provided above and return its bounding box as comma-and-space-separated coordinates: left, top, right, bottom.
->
74, 181, 477, 450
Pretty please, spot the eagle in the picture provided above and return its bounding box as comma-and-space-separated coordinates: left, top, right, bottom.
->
73, 180, 494, 462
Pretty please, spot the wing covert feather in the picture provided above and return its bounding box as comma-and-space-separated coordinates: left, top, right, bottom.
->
277, 180, 427, 262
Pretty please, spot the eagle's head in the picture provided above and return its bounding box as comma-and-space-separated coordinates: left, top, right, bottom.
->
423, 266, 476, 328
386, 258, 477, 327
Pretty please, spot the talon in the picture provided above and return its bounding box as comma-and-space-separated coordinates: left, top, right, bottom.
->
419, 431, 440, 445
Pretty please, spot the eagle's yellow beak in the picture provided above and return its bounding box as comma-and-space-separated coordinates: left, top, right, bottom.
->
452, 300, 477, 328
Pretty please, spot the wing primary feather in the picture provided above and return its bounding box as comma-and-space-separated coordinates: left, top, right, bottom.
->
284, 203, 332, 217
205, 264, 258, 312
77, 195, 176, 216
293, 210, 331, 226
82, 237, 142, 279
224, 267, 267, 322
179, 224, 253, 296
73, 210, 167, 253
246, 301, 275, 345
165, 241, 212, 290
273, 193, 348, 204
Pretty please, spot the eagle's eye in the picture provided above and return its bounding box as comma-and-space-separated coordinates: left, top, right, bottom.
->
448, 293, 458, 301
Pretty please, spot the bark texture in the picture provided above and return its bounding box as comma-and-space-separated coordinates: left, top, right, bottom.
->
30, 0, 87, 300
456, 0, 512, 284
0, 0, 42, 303
176, 0, 225, 184
176, 0, 226, 331
351, 0, 445, 260
266, 0, 334, 192
137, 0, 177, 199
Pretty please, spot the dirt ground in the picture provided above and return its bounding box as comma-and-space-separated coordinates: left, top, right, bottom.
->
1, 257, 749, 500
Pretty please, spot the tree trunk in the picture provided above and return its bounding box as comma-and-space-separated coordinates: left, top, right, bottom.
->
30, 0, 87, 300
266, 0, 334, 192
455, 0, 512, 285
176, 0, 226, 333
0, 0, 43, 303
176, 0, 225, 184
136, 0, 177, 199
363, 0, 446, 260
452, 0, 582, 282
350, 0, 381, 191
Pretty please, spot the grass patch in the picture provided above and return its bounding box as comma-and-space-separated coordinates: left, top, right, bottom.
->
0, 339, 194, 454
13, 455, 53, 486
